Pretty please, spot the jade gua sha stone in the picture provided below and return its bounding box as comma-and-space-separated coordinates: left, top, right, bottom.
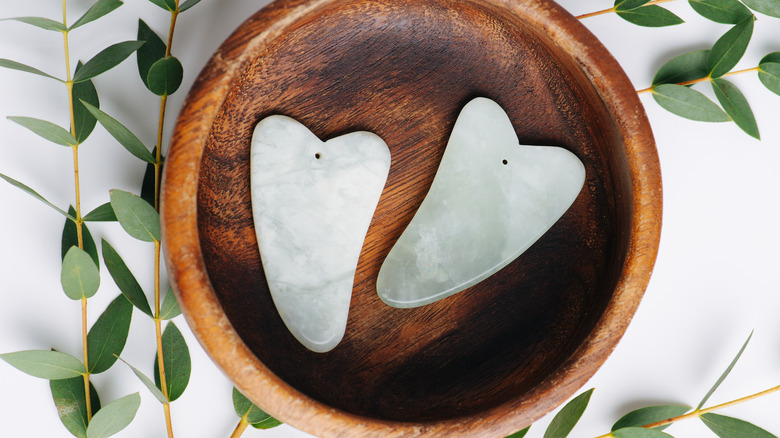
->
250, 115, 391, 353
377, 97, 586, 308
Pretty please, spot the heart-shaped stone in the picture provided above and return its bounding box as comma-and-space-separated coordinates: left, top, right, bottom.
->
251, 116, 391, 352
377, 97, 585, 308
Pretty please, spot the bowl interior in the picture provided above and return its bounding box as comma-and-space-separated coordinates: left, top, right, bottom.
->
195, 0, 632, 424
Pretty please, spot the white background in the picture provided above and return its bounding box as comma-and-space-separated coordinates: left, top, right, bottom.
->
1, 1, 779, 437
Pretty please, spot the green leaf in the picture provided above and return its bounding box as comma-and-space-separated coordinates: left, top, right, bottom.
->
147, 56, 183, 96
82, 102, 155, 163
612, 427, 674, 438
701, 413, 777, 438
612, 405, 691, 431
505, 426, 531, 438
148, 0, 177, 11
762, 52, 780, 64
50, 377, 101, 438
86, 393, 140, 438
0, 59, 62, 82
154, 322, 191, 402
137, 20, 167, 91
62, 246, 101, 300
689, 0, 754, 23
88, 295, 132, 374
707, 17, 755, 78
233, 388, 274, 424
178, 0, 203, 12
741, 0, 780, 17
758, 61, 780, 96
62, 206, 99, 269
615, 0, 652, 11
543, 389, 593, 438
252, 417, 283, 429
70, 0, 124, 30
652, 84, 730, 122
617, 5, 685, 27
1, 17, 67, 32
110, 190, 161, 242
160, 287, 182, 320
697, 331, 753, 410
73, 41, 145, 83
72, 62, 100, 143
8, 116, 77, 146
140, 159, 157, 207
83, 203, 117, 222
116, 357, 168, 404
101, 239, 153, 317
711, 78, 760, 139
0, 350, 85, 379
0, 173, 75, 220
653, 50, 710, 86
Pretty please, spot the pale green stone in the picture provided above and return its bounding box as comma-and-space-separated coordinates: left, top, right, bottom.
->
377, 98, 585, 308
251, 116, 391, 352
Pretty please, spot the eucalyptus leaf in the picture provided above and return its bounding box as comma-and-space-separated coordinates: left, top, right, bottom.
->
1, 17, 67, 32
101, 239, 153, 317
117, 357, 168, 404
50, 377, 101, 438
110, 190, 161, 242
761, 52, 780, 64
615, 0, 652, 11
652, 84, 730, 122
81, 102, 155, 163
701, 413, 777, 438
612, 405, 691, 431
85, 393, 140, 438
252, 417, 283, 429
0, 59, 62, 82
137, 20, 167, 90
148, 0, 177, 11
147, 56, 183, 96
73, 41, 145, 83
741, 0, 780, 17
758, 62, 780, 96
140, 158, 157, 207
62, 246, 100, 300
233, 388, 275, 424
72, 62, 99, 143
707, 17, 755, 78
653, 50, 710, 86
689, 0, 754, 23
160, 287, 182, 320
62, 206, 99, 269
0, 173, 75, 220
711, 78, 760, 139
87, 295, 132, 374
154, 322, 191, 402
8, 116, 77, 147
612, 427, 674, 438
697, 331, 753, 410
178, 0, 203, 12
70, 0, 124, 30
0, 350, 85, 379
83, 203, 117, 222
543, 389, 593, 438
505, 427, 531, 438
617, 5, 685, 27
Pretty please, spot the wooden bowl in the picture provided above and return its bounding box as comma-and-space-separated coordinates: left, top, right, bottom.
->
161, 0, 662, 436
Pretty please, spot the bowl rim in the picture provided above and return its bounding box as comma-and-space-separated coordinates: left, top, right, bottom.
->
161, 0, 662, 436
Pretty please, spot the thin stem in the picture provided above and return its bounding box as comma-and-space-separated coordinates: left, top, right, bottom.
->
577, 0, 678, 19
81, 297, 91, 420
637, 66, 762, 94
230, 417, 250, 438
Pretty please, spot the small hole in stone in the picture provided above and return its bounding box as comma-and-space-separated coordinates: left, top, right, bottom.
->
315, 153, 321, 159
502, 159, 508, 165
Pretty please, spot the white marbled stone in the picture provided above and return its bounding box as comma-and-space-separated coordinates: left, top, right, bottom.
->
250, 116, 391, 353
377, 97, 585, 308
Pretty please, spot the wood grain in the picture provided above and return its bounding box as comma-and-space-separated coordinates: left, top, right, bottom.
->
161, 0, 662, 436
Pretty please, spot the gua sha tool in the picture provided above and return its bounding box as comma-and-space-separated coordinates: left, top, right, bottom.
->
377, 97, 586, 308
250, 115, 391, 353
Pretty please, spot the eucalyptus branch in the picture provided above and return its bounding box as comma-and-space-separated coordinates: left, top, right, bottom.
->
230, 417, 250, 438
637, 66, 761, 94
576, 0, 678, 20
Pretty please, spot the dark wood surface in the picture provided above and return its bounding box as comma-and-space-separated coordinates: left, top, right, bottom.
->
162, 0, 662, 436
